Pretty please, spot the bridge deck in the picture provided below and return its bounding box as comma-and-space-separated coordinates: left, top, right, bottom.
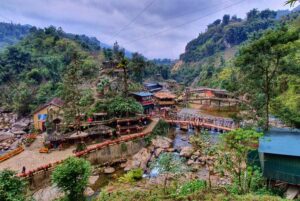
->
165, 119, 234, 131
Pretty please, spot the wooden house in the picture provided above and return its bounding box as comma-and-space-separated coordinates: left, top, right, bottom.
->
130, 92, 154, 114
33, 98, 64, 131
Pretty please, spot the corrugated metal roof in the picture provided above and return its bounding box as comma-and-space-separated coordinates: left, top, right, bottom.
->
131, 92, 153, 97
259, 128, 300, 157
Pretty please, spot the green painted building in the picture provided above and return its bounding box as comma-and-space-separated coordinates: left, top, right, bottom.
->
259, 128, 300, 184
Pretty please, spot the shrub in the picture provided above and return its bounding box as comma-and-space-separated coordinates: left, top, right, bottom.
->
118, 168, 143, 183
177, 180, 207, 196
0, 170, 27, 201
52, 157, 91, 201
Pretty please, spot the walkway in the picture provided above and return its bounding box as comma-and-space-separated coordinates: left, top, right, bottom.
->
0, 118, 159, 173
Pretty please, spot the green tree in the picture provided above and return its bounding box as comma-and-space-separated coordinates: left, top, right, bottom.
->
0, 170, 27, 201
190, 131, 217, 188
129, 52, 146, 83
286, 0, 299, 6
218, 129, 263, 194
117, 58, 129, 97
61, 52, 84, 132
150, 152, 187, 193
235, 27, 299, 130
52, 157, 91, 201
12, 83, 33, 116
107, 96, 143, 117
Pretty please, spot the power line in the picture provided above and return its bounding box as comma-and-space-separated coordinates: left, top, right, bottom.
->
119, 0, 233, 33
111, 0, 157, 39
123, 0, 246, 45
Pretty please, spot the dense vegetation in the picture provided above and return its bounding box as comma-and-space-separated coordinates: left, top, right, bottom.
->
52, 157, 91, 201
0, 26, 101, 116
172, 9, 299, 85
0, 170, 27, 201
0, 22, 31, 50
172, 9, 300, 128
0, 25, 168, 117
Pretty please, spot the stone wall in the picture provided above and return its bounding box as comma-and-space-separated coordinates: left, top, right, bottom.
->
27, 138, 146, 189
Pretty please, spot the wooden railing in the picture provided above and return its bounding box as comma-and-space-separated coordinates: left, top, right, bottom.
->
165, 119, 235, 131
17, 131, 151, 178
0, 146, 24, 163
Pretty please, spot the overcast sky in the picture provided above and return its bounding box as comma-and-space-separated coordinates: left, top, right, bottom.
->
0, 0, 296, 59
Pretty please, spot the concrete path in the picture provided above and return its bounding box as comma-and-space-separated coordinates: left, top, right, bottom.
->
0, 118, 159, 173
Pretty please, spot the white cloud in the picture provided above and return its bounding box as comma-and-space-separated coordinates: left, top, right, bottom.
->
0, 0, 293, 58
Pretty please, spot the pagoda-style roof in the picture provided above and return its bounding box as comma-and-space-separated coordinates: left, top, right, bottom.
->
154, 91, 176, 99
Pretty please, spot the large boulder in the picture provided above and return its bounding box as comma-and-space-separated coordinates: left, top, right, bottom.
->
124, 148, 151, 171
180, 146, 194, 158
88, 175, 99, 186
84, 187, 95, 197
11, 117, 31, 132
33, 185, 64, 201
151, 136, 172, 149
104, 167, 115, 174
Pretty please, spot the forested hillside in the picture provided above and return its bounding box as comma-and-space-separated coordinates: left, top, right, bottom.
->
172, 9, 299, 86
0, 26, 102, 115
173, 9, 300, 128
0, 26, 168, 116
0, 22, 31, 49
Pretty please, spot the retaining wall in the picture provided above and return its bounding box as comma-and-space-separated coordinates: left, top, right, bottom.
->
25, 134, 147, 189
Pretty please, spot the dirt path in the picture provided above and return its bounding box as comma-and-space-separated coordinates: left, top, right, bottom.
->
0, 118, 160, 173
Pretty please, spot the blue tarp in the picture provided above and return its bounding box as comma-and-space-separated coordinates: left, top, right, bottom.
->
38, 114, 48, 121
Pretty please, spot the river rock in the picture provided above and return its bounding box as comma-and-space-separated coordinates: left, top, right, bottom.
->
187, 159, 195, 165
124, 148, 151, 171
152, 136, 172, 149
180, 146, 194, 158
88, 175, 99, 185
11, 117, 31, 131
33, 185, 64, 201
104, 167, 115, 174
166, 148, 175, 152
154, 148, 163, 157
84, 187, 95, 197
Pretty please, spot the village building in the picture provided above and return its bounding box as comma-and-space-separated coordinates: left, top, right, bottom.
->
153, 91, 176, 108
130, 92, 154, 114
33, 98, 64, 131
193, 87, 232, 99
45, 125, 114, 149
259, 128, 300, 184
144, 82, 163, 93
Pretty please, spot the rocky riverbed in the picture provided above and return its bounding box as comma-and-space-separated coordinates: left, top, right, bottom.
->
0, 109, 32, 153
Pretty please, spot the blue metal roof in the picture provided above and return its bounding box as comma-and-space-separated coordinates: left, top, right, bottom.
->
259, 128, 300, 157
131, 92, 153, 97
144, 83, 159, 87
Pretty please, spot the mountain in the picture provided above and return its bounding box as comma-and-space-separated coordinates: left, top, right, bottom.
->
0, 22, 31, 50
292, 5, 300, 12
171, 9, 300, 86
0, 26, 104, 115
0, 22, 121, 55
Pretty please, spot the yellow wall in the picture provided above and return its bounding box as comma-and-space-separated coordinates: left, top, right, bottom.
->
33, 105, 61, 131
